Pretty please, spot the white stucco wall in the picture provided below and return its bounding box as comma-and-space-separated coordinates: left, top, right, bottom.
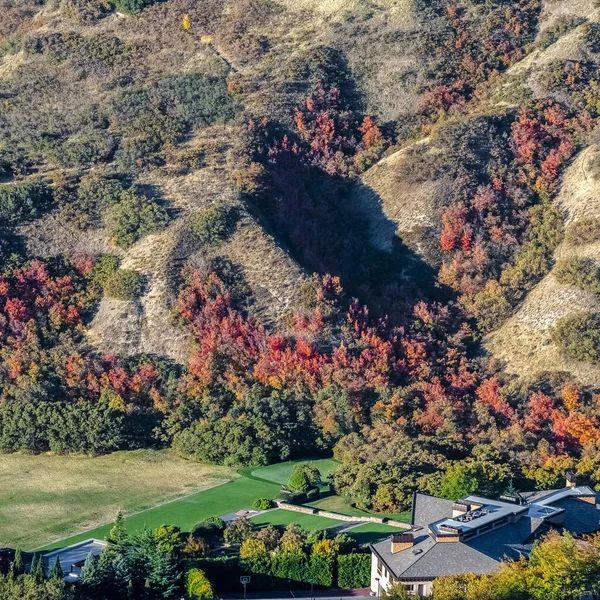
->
370, 552, 433, 597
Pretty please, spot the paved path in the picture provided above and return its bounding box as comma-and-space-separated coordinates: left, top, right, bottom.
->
220, 507, 278, 523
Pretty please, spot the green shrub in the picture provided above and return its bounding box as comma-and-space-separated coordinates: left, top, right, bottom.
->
252, 498, 272, 510
61, 0, 111, 23
553, 256, 600, 293
104, 269, 144, 300
564, 217, 600, 246
103, 190, 169, 247
59, 175, 124, 230
537, 16, 585, 50
190, 203, 238, 247
58, 128, 116, 168
287, 463, 322, 492
550, 311, 600, 362
186, 568, 214, 600
205, 516, 226, 530
0, 179, 52, 226
86, 254, 120, 293
155, 73, 238, 127
279, 490, 307, 505
337, 554, 370, 589
192, 517, 225, 538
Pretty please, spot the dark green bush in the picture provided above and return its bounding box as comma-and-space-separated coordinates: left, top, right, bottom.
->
564, 217, 600, 246
61, 0, 111, 23
104, 269, 144, 300
58, 174, 124, 230
58, 128, 116, 168
553, 256, 600, 293
550, 311, 600, 362
279, 490, 307, 505
86, 254, 120, 293
191, 204, 239, 247
155, 73, 238, 128
337, 554, 371, 589
0, 179, 52, 226
192, 521, 224, 538
205, 516, 226, 530
24, 31, 136, 72
252, 498, 273, 510
103, 190, 169, 247
110, 0, 157, 13
538, 16, 585, 50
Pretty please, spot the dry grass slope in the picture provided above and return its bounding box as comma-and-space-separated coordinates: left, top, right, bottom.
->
349, 140, 446, 264
485, 145, 600, 386
0, 450, 236, 550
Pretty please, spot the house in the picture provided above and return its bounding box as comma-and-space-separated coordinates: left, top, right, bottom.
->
370, 473, 600, 597
42, 539, 108, 582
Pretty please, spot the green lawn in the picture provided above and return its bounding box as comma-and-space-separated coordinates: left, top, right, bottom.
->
41, 474, 281, 551
251, 509, 342, 531
251, 458, 339, 487
347, 523, 404, 545
307, 495, 411, 523
5, 452, 405, 552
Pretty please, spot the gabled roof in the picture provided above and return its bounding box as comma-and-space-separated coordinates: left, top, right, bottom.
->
555, 497, 600, 535
375, 485, 600, 582
372, 513, 537, 580
411, 492, 454, 527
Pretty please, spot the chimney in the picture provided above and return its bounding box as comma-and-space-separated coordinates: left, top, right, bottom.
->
391, 532, 414, 554
566, 471, 577, 488
452, 501, 470, 518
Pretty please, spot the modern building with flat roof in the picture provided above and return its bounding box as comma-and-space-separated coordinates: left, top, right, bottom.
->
370, 474, 600, 597
42, 538, 108, 582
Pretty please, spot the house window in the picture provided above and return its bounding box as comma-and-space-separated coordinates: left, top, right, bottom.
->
377, 558, 382, 576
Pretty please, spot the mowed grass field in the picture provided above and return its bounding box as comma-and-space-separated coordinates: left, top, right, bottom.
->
0, 450, 237, 550
251, 509, 342, 530
307, 495, 411, 523
2, 453, 404, 552
250, 458, 339, 487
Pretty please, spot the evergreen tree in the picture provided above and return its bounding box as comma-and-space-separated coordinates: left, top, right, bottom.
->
29, 554, 37, 577
12, 548, 24, 576
50, 556, 63, 580
29, 554, 43, 582
108, 510, 128, 546
81, 552, 98, 585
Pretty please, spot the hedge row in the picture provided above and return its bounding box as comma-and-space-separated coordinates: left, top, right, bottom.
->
195, 553, 370, 592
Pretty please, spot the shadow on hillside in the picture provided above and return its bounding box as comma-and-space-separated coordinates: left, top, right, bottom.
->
249, 160, 449, 323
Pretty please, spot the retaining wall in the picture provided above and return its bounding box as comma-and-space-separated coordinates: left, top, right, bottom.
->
274, 501, 411, 529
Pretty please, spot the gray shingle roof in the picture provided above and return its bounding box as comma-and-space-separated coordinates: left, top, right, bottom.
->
556, 498, 600, 535
411, 493, 454, 527
373, 515, 537, 580
375, 486, 600, 582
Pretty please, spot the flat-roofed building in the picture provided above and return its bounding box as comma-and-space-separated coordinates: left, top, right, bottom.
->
42, 539, 108, 582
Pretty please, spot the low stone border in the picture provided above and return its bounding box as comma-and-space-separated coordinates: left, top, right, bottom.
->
274, 501, 411, 529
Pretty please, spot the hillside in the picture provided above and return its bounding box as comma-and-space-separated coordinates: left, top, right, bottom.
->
485, 144, 600, 386
5, 0, 600, 546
